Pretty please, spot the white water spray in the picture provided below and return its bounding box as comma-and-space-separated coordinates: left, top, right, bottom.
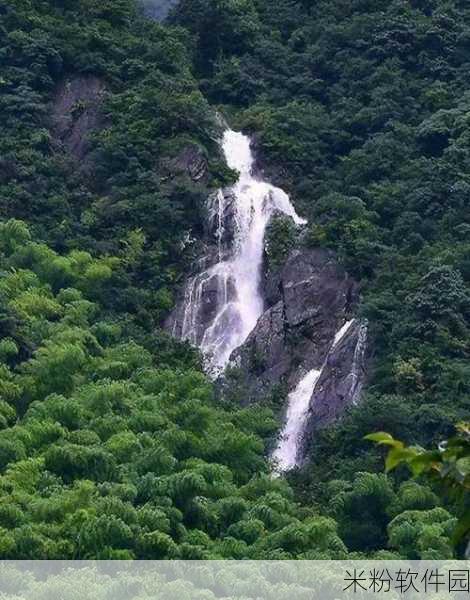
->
179, 130, 306, 374
272, 369, 322, 472
333, 319, 355, 347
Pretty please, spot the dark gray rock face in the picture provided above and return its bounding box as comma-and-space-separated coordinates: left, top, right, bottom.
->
165, 129, 368, 458
162, 145, 209, 184
302, 319, 367, 446
50, 76, 107, 160
230, 247, 361, 401
207, 189, 237, 250
167, 264, 237, 344
226, 247, 367, 463
165, 186, 237, 339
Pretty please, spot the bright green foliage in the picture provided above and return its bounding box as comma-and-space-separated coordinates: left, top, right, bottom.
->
0, 218, 453, 559
366, 424, 470, 551
388, 508, 456, 560
0, 221, 353, 559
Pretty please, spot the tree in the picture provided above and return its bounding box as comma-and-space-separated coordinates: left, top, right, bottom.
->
327, 473, 396, 552
366, 423, 470, 556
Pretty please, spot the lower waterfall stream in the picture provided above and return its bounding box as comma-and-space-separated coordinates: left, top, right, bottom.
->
272, 319, 356, 472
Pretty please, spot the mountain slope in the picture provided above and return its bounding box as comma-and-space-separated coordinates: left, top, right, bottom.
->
0, 0, 467, 558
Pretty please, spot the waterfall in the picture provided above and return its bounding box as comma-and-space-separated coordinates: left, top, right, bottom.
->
272, 369, 322, 472
178, 130, 306, 374
171, 128, 367, 474
272, 319, 357, 472
333, 319, 355, 347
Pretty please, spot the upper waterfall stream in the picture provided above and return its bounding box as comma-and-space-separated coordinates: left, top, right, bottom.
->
178, 130, 306, 374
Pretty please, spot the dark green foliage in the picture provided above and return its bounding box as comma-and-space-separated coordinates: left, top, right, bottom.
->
0, 0, 230, 335
265, 216, 297, 269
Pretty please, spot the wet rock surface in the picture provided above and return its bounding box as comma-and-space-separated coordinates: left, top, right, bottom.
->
50, 76, 107, 161
229, 247, 361, 402
166, 130, 368, 461
206, 189, 237, 250
299, 319, 368, 459
165, 185, 237, 339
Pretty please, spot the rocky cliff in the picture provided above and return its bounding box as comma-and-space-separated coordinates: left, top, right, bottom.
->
227, 247, 365, 401
168, 194, 368, 426
50, 76, 107, 162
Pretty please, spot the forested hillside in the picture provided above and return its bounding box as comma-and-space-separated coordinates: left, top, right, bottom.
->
0, 0, 468, 558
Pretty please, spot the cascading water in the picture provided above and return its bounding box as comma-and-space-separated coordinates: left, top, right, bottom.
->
178, 130, 306, 374
272, 319, 356, 472
271, 369, 322, 473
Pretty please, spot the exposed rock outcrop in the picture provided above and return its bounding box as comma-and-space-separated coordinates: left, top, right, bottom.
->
302, 319, 367, 441
140, 0, 178, 21
229, 247, 361, 401
167, 261, 238, 345
50, 76, 107, 160
165, 129, 369, 465
161, 144, 209, 184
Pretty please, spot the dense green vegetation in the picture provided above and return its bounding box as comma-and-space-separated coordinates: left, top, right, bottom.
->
0, 220, 334, 558
0, 0, 468, 557
366, 424, 469, 552
0, 0, 234, 333
4, 218, 456, 559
